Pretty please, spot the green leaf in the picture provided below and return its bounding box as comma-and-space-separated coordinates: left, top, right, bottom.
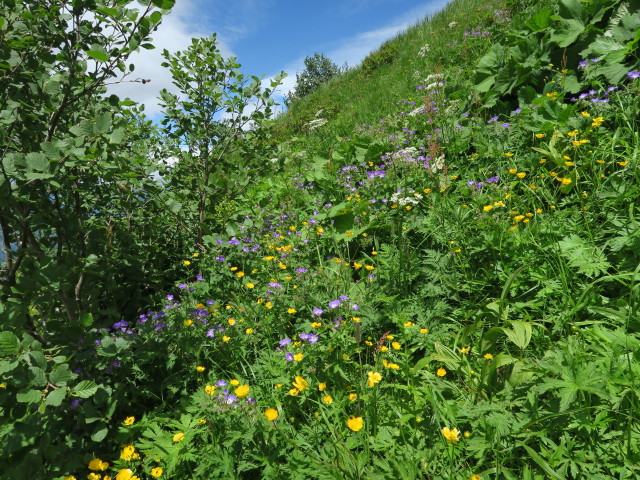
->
30, 351, 46, 369
91, 427, 108, 442
45, 388, 67, 406
151, 0, 175, 8
74, 380, 99, 398
501, 321, 532, 350
0, 331, 20, 356
550, 19, 585, 47
526, 8, 553, 31
16, 389, 42, 404
29, 366, 47, 387
87, 49, 109, 62
49, 364, 76, 387
94, 112, 112, 135
517, 443, 565, 479
0, 359, 19, 375
80, 312, 94, 327
25, 152, 49, 172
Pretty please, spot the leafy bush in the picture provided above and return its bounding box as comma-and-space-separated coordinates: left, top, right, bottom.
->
362, 44, 399, 73
287, 53, 341, 104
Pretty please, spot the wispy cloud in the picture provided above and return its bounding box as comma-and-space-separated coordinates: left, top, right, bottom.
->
268, 0, 449, 107
106, 1, 218, 117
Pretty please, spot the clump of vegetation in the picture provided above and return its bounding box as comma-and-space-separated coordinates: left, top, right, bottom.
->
362, 43, 399, 73
286, 53, 341, 105
2, 0, 640, 478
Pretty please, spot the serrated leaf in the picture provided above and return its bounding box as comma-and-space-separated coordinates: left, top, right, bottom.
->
550, 19, 585, 47
94, 112, 112, 135
25, 152, 49, 172
29, 366, 47, 387
0, 359, 19, 374
16, 389, 42, 404
29, 351, 46, 369
74, 380, 98, 398
45, 388, 67, 406
109, 128, 125, 144
49, 364, 76, 387
0, 331, 20, 356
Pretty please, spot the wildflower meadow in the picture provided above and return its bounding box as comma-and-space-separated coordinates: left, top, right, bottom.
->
1, 0, 639, 479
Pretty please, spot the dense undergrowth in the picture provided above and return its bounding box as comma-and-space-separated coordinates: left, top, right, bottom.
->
2, 0, 640, 478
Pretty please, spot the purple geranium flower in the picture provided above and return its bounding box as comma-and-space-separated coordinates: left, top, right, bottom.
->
279, 338, 292, 347
328, 299, 341, 309
312, 308, 324, 316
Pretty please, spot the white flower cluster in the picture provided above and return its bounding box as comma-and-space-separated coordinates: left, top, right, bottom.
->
449, 21, 458, 28
390, 189, 423, 206
418, 44, 430, 57
387, 147, 419, 160
430, 154, 445, 172
305, 118, 328, 130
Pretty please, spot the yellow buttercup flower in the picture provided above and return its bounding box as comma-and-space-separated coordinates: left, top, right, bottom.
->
292, 376, 308, 392
318, 382, 326, 391
293, 353, 304, 361
87, 474, 101, 480
484, 353, 494, 360
437, 368, 447, 377
120, 444, 136, 461
116, 469, 136, 480
235, 385, 251, 398
323, 394, 333, 404
150, 467, 163, 478
348, 392, 358, 401
123, 416, 135, 425
459, 346, 471, 354
441, 426, 461, 444
183, 260, 191, 266
347, 416, 364, 432
264, 408, 279, 421
88, 458, 109, 471
367, 371, 382, 387
196, 365, 205, 372
204, 385, 216, 395
172, 432, 184, 442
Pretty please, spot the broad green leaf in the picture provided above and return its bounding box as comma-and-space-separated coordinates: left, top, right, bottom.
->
91, 427, 108, 442
502, 321, 532, 349
151, 0, 175, 8
45, 388, 67, 406
16, 389, 41, 404
0, 359, 19, 375
550, 19, 585, 47
29, 351, 46, 369
25, 152, 49, 172
0, 331, 20, 356
87, 49, 109, 62
525, 8, 553, 31
94, 112, 112, 135
49, 364, 76, 387
74, 380, 99, 398
29, 366, 47, 387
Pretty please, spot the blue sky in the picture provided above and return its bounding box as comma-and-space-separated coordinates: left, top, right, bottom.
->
108, 0, 450, 116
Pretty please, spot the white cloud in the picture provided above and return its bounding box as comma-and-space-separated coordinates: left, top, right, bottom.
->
106, 0, 233, 117
267, 0, 449, 108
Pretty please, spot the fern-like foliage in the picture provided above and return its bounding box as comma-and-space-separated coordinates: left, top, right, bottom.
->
557, 235, 611, 278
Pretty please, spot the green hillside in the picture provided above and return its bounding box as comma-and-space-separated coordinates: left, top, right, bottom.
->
1, 0, 640, 478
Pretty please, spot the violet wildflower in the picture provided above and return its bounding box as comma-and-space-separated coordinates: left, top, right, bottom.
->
328, 299, 341, 309
627, 70, 640, 80
312, 308, 324, 316
285, 352, 294, 362
279, 338, 292, 347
